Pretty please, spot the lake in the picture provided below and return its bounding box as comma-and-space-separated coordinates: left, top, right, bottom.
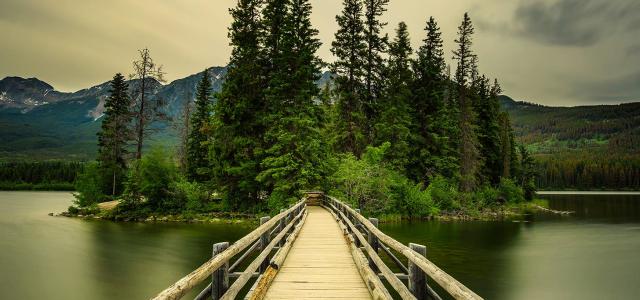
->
1, 191, 639, 299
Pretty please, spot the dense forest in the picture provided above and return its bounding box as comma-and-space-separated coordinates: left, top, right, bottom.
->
501, 96, 640, 190
7, 0, 535, 219
0, 161, 82, 190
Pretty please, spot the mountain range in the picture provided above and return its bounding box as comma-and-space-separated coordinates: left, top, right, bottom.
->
0, 67, 638, 160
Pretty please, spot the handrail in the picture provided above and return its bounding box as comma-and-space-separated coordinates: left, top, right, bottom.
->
150, 200, 306, 300
325, 195, 483, 300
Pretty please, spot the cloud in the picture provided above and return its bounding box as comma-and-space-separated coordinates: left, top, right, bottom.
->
573, 71, 640, 103
480, 0, 640, 47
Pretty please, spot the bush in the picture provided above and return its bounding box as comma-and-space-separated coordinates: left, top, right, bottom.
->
172, 178, 210, 212
499, 178, 525, 203
425, 176, 460, 211
123, 148, 181, 212
73, 162, 106, 207
391, 180, 438, 218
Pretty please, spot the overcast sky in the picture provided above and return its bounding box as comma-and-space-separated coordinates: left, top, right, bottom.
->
1, 0, 638, 106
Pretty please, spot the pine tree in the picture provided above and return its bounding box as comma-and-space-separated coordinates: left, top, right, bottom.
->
375, 22, 412, 170
97, 73, 131, 196
210, 0, 266, 210
331, 0, 367, 156
474, 77, 503, 185
409, 16, 458, 183
186, 69, 213, 182
362, 0, 389, 140
130, 48, 168, 160
498, 111, 517, 179
259, 0, 327, 208
453, 13, 481, 193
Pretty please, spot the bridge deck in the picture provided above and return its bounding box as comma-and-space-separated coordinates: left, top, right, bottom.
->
264, 206, 371, 300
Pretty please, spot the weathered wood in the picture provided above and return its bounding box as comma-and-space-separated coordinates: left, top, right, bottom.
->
220, 208, 306, 300
408, 243, 427, 300
229, 241, 259, 272
328, 196, 483, 300
245, 210, 308, 300
265, 206, 374, 300
322, 205, 390, 300
368, 218, 380, 272
278, 209, 286, 247
150, 201, 304, 300
211, 242, 230, 300
333, 204, 415, 300
260, 216, 271, 273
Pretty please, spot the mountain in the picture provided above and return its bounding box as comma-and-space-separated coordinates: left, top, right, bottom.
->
500, 95, 640, 155
1, 70, 638, 161
0, 67, 228, 160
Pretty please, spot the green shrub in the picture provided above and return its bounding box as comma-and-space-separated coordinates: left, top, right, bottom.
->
73, 162, 106, 207
123, 148, 182, 212
391, 181, 438, 218
172, 178, 210, 212
499, 178, 525, 203
425, 176, 460, 211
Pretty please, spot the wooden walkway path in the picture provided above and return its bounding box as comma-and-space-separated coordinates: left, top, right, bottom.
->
264, 206, 370, 299
151, 194, 483, 300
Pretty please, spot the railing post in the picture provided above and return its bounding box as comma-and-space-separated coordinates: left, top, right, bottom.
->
353, 209, 362, 247
279, 209, 286, 246
408, 243, 428, 300
259, 216, 271, 273
368, 218, 379, 271
211, 242, 229, 300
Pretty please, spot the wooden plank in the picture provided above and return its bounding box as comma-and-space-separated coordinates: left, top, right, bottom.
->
150, 201, 305, 300
264, 206, 371, 300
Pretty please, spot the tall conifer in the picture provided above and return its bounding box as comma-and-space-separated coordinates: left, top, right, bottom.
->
186, 70, 213, 182
331, 0, 367, 156
375, 22, 413, 170
453, 13, 481, 193
210, 0, 266, 209
97, 73, 131, 196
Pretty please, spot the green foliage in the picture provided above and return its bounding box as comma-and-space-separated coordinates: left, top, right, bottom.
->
210, 0, 266, 210
329, 143, 438, 218
425, 176, 460, 211
171, 178, 212, 212
123, 148, 182, 212
187, 70, 213, 182
73, 162, 106, 207
0, 161, 83, 189
97, 73, 131, 196
499, 178, 525, 203
331, 0, 367, 156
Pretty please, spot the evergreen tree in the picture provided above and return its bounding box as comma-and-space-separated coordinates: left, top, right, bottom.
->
409, 17, 458, 183
518, 145, 537, 201
362, 0, 389, 140
453, 13, 481, 193
97, 73, 131, 196
259, 0, 327, 208
210, 0, 266, 210
331, 0, 367, 156
473, 76, 502, 185
186, 70, 213, 182
375, 22, 412, 170
498, 111, 517, 179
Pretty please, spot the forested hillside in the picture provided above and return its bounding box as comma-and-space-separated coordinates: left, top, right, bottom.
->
502, 96, 640, 190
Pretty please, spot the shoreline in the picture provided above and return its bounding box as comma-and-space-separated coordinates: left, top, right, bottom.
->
537, 191, 640, 195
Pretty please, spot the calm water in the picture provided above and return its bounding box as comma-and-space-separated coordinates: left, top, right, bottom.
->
1, 192, 639, 299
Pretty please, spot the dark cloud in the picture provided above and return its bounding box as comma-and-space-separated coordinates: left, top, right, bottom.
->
573, 71, 640, 103
482, 0, 640, 47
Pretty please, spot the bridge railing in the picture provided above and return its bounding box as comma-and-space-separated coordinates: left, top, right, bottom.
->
150, 200, 307, 300
323, 195, 483, 300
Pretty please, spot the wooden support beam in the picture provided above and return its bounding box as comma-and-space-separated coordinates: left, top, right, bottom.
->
259, 216, 271, 274
368, 218, 380, 272
408, 243, 427, 300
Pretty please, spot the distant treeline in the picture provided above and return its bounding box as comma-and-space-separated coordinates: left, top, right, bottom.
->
0, 161, 83, 190
536, 154, 640, 190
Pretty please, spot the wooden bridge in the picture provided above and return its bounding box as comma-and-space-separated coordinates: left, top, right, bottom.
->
151, 193, 482, 300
